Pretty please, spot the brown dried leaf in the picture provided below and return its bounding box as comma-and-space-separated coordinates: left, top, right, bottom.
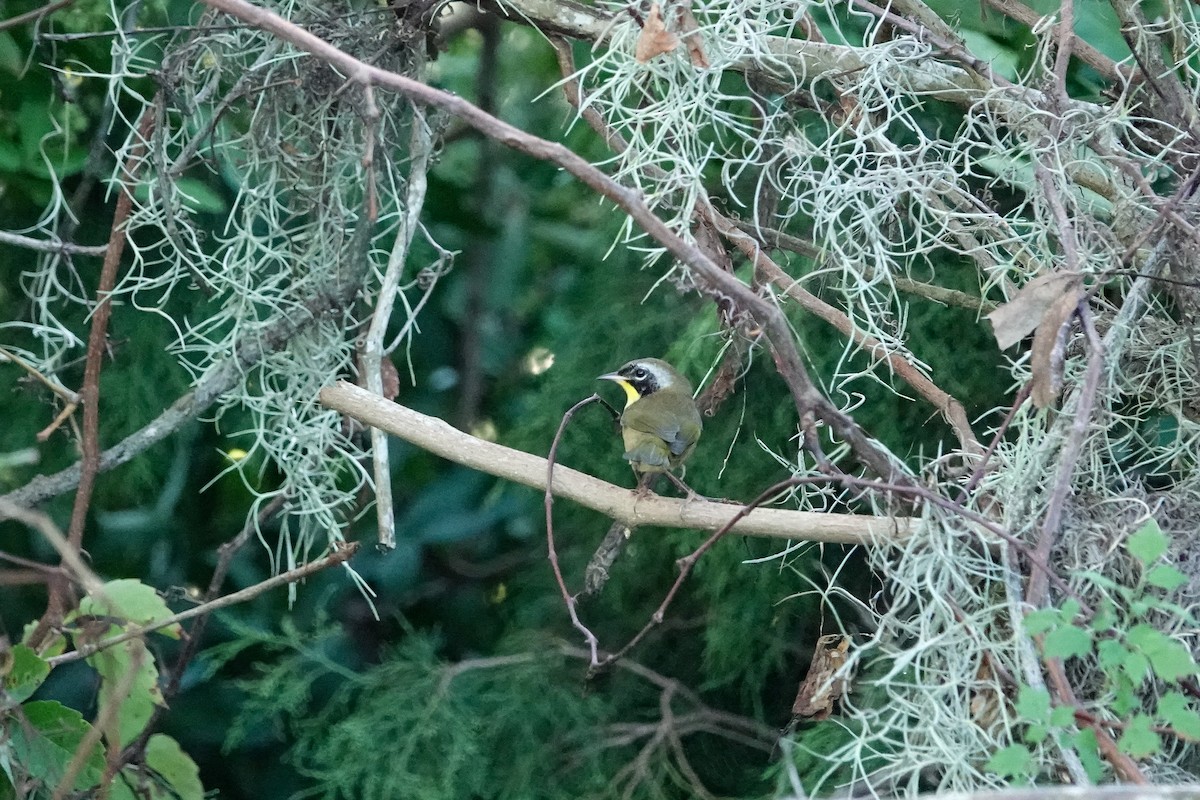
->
675, 4, 710, 69
987, 272, 1082, 350
792, 634, 851, 719
635, 4, 679, 63
381, 357, 400, 401
1030, 284, 1083, 409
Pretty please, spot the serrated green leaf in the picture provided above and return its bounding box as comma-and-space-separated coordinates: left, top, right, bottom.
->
1043, 624, 1092, 660
1157, 692, 1200, 740
75, 578, 181, 639
1023, 723, 1048, 744
1022, 608, 1060, 636
985, 744, 1033, 778
1015, 686, 1051, 723
1126, 623, 1166, 650
1117, 713, 1160, 758
1127, 625, 1198, 681
1127, 519, 1168, 564
3, 644, 49, 702
143, 734, 204, 800
1146, 565, 1187, 591
1148, 640, 1197, 682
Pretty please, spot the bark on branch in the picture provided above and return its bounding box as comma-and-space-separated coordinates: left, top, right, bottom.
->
319, 381, 915, 545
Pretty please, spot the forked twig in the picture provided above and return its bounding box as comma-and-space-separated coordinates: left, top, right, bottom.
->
544, 393, 611, 664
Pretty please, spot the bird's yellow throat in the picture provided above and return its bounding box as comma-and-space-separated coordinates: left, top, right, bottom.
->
614, 379, 641, 408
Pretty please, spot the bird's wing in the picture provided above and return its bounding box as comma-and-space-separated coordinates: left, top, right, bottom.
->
623, 399, 700, 456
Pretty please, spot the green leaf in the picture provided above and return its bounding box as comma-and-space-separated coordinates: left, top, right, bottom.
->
1015, 686, 1051, 723
1070, 728, 1106, 783
1127, 519, 1168, 564
175, 177, 228, 214
1126, 625, 1198, 681
1022, 608, 1060, 636
3, 644, 49, 702
1122, 650, 1150, 683
1023, 723, 1048, 744
3, 701, 105, 791
1059, 598, 1082, 619
75, 578, 182, 639
143, 734, 204, 800
1050, 705, 1076, 727
1112, 674, 1138, 716
1091, 597, 1119, 630
1043, 624, 1092, 660
1116, 713, 1160, 758
1097, 638, 1127, 673
88, 638, 164, 747
1157, 692, 1200, 740
985, 744, 1033, 779
1146, 564, 1187, 591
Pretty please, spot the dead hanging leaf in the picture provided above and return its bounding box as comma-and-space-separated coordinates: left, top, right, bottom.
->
635, 4, 679, 63
987, 272, 1082, 350
380, 357, 400, 401
792, 634, 851, 720
1030, 284, 1083, 408
675, 4, 710, 69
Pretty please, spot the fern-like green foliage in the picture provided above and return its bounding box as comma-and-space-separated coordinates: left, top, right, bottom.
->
224, 622, 773, 800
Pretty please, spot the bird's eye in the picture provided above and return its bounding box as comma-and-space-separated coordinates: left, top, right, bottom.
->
632, 367, 648, 379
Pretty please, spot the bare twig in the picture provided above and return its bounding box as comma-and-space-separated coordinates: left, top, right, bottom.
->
0, 498, 104, 597
1043, 656, 1148, 783
51, 645, 145, 800
980, 0, 1124, 82
0, 344, 81, 403
1025, 303, 1103, 607
0, 0, 72, 32
47, 542, 359, 666
545, 394, 607, 663
66, 107, 156, 552
363, 111, 433, 549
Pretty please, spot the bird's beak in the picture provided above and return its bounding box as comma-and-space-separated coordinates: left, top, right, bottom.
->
597, 373, 639, 407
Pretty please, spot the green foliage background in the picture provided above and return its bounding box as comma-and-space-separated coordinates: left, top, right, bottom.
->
0, 0, 1156, 797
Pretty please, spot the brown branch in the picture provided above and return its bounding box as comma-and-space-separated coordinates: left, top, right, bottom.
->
1043, 655, 1148, 783
51, 645, 144, 800
0, 0, 72, 32
1025, 303, 1103, 607
738, 235, 982, 456
980, 0, 1125, 83
554, 37, 933, 470
66, 107, 156, 551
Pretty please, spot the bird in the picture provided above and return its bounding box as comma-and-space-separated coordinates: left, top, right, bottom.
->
597, 358, 703, 481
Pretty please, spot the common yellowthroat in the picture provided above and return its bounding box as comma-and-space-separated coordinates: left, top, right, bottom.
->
597, 358, 702, 476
